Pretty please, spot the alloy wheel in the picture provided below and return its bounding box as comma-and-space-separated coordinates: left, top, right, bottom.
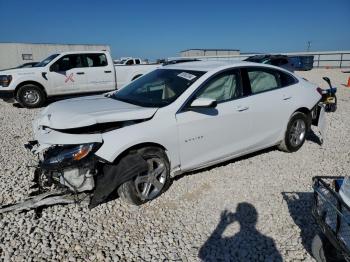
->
134, 157, 167, 200
289, 119, 306, 147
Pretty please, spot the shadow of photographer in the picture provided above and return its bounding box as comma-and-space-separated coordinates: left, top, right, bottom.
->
199, 202, 282, 261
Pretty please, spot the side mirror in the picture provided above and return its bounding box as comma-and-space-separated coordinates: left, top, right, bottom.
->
190, 98, 217, 108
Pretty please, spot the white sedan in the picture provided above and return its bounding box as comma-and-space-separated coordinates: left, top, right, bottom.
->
29, 61, 324, 207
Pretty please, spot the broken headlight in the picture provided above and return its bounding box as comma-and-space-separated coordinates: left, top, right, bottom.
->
42, 143, 101, 167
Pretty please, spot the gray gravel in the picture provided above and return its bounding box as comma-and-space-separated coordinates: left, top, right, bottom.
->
1, 69, 350, 261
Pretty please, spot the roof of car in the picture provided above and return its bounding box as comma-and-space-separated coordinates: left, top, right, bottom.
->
162, 60, 262, 71
59, 50, 109, 55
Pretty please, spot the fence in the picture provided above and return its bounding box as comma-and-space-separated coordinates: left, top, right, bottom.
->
170, 51, 350, 68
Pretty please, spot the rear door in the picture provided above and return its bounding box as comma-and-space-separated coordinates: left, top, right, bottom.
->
47, 54, 87, 95
83, 53, 115, 92
176, 69, 254, 170
239, 67, 298, 149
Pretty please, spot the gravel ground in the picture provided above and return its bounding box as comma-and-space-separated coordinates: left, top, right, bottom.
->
0, 69, 349, 261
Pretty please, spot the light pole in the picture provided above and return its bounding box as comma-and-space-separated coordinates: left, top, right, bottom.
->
307, 41, 311, 52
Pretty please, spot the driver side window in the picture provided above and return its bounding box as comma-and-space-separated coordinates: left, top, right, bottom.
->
51, 54, 84, 72
196, 70, 242, 103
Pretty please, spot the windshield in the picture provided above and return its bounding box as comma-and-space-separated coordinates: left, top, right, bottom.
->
113, 69, 205, 107
34, 54, 60, 67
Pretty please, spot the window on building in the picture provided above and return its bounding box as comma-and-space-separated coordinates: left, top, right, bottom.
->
22, 54, 33, 60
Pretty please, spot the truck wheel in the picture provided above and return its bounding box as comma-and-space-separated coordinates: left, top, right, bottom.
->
278, 112, 308, 152
117, 147, 171, 205
17, 85, 46, 108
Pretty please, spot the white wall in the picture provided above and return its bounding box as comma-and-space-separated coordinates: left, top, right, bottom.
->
0, 43, 111, 70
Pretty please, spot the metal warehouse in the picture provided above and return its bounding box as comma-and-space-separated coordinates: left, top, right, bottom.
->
180, 48, 240, 57
0, 43, 111, 70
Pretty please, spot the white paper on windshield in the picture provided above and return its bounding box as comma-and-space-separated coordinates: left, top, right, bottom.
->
177, 72, 197, 81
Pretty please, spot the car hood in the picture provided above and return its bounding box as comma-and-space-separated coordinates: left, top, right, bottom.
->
0, 67, 41, 75
36, 95, 158, 130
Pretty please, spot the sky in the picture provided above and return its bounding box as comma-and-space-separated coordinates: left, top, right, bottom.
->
1, 0, 349, 60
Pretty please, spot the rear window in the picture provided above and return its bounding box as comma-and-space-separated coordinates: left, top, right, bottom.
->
247, 67, 297, 94
277, 71, 298, 87
248, 69, 279, 94
85, 53, 108, 67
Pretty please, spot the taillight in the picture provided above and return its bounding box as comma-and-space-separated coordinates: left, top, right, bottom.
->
316, 87, 323, 95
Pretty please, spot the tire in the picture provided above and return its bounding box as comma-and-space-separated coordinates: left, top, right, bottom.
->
16, 85, 46, 108
278, 112, 308, 152
117, 147, 171, 205
312, 234, 327, 262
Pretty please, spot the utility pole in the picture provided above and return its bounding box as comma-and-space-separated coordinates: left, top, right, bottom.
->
307, 41, 311, 52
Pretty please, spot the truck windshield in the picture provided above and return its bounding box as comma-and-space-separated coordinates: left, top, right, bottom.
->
112, 69, 205, 107
34, 54, 60, 67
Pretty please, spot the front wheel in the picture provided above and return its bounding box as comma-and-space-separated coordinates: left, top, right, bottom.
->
17, 85, 46, 108
278, 112, 308, 152
117, 147, 171, 205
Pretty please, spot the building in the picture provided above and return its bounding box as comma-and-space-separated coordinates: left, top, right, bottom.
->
0, 42, 111, 70
180, 48, 240, 57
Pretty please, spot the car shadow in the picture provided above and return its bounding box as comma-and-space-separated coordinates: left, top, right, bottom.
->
282, 192, 319, 256
198, 203, 282, 261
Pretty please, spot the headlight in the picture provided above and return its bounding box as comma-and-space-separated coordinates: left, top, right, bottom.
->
43, 143, 101, 166
0, 75, 12, 87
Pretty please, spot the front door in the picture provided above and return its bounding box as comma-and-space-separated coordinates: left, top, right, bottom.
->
47, 54, 87, 95
176, 69, 253, 170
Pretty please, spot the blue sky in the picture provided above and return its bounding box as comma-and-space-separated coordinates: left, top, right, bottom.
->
1, 0, 349, 59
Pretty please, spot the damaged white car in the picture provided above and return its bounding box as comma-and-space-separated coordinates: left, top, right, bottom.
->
6, 61, 327, 211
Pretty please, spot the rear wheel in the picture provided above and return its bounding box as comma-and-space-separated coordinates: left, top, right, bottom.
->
278, 112, 308, 152
17, 85, 46, 108
117, 147, 170, 205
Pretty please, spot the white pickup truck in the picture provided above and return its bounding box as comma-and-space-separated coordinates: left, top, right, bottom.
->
0, 51, 160, 108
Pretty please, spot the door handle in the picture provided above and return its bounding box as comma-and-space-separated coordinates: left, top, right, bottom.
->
76, 72, 85, 75
236, 106, 249, 112
283, 96, 292, 100
104, 70, 112, 73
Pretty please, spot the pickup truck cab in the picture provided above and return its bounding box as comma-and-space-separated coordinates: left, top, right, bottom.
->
115, 57, 143, 65
0, 51, 159, 108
